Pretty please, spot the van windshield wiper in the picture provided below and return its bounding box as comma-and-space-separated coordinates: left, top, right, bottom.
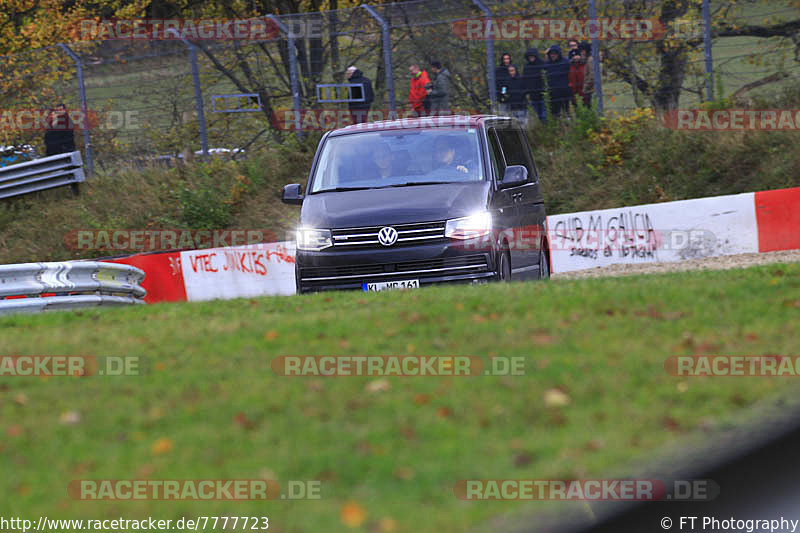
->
386, 181, 455, 187
313, 186, 374, 193
314, 181, 458, 193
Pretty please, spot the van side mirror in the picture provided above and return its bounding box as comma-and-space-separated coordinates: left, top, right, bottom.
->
281, 183, 304, 205
498, 165, 528, 189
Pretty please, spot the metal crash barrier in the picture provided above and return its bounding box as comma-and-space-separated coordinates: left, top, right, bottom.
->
0, 151, 85, 199
0, 261, 145, 315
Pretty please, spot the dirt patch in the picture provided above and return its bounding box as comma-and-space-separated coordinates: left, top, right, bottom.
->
552, 249, 800, 280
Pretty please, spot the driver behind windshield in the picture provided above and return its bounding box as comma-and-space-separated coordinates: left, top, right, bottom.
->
433, 136, 471, 175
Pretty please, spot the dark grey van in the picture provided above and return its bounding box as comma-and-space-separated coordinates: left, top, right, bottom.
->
281, 115, 549, 293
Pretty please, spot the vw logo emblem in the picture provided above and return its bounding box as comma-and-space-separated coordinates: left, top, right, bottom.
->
378, 226, 398, 246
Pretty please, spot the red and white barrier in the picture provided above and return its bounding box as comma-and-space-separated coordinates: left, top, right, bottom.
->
547, 186, 799, 273
103, 186, 799, 301
108, 241, 295, 303
179, 241, 295, 300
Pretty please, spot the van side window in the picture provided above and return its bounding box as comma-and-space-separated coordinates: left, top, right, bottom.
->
487, 128, 506, 181
496, 128, 532, 179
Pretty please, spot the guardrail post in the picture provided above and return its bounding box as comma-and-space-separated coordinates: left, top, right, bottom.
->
57, 44, 94, 176
471, 0, 496, 110
360, 5, 396, 116
267, 15, 303, 133
165, 29, 209, 158
702, 0, 714, 101
588, 0, 604, 114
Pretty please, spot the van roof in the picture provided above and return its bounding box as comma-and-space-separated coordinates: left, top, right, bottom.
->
329, 114, 512, 136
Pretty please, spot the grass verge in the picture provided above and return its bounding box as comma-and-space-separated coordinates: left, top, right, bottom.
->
1, 263, 799, 532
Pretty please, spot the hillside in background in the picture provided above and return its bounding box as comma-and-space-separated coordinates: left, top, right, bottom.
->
0, 89, 798, 265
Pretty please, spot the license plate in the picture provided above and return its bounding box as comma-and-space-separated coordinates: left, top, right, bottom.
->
362, 279, 420, 292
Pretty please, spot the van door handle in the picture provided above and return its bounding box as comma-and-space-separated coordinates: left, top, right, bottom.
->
512, 192, 523, 202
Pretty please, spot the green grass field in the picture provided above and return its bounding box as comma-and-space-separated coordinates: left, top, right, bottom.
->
1, 262, 799, 532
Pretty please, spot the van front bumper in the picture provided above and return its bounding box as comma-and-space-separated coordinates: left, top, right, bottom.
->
296, 242, 497, 293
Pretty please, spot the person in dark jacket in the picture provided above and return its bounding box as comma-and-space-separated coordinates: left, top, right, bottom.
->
503, 65, 528, 125
522, 47, 546, 121
495, 52, 512, 111
544, 45, 572, 118
44, 104, 76, 156
346, 66, 374, 124
427, 61, 451, 115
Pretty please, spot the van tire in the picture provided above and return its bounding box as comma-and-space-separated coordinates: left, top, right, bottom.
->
497, 249, 511, 282
539, 241, 550, 280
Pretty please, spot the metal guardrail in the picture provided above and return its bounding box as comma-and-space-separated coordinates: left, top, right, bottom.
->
0, 261, 145, 315
0, 150, 85, 199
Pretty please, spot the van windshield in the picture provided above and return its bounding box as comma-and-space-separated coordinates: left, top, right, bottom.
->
309, 129, 485, 193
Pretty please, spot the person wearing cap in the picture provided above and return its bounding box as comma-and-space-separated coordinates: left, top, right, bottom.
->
346, 66, 374, 124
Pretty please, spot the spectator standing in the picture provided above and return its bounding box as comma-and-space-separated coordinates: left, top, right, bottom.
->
495, 52, 512, 112
544, 45, 572, 118
567, 39, 579, 56
408, 64, 431, 116
504, 65, 528, 125
522, 47, 546, 121
583, 48, 606, 108
44, 104, 75, 156
569, 42, 590, 106
427, 61, 451, 115
346, 66, 374, 124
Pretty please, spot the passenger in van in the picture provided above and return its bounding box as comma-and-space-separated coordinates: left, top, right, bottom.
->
355, 141, 402, 180
433, 137, 470, 175
371, 142, 395, 178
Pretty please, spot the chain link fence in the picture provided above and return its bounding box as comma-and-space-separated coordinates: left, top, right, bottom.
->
1, 0, 799, 172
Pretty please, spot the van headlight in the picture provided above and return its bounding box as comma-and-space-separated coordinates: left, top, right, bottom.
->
444, 212, 493, 240
296, 228, 332, 250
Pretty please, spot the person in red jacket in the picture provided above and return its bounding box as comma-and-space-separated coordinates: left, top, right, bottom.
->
408, 63, 431, 116
569, 42, 590, 105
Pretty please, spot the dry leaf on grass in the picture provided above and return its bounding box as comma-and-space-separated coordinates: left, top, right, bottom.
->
340, 501, 366, 527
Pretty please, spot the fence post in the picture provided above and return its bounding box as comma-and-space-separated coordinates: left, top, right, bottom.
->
267, 15, 303, 132
702, 0, 714, 101
57, 44, 94, 176
189, 45, 210, 158
361, 5, 396, 116
471, 0, 496, 110
588, 0, 604, 114
165, 29, 209, 158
